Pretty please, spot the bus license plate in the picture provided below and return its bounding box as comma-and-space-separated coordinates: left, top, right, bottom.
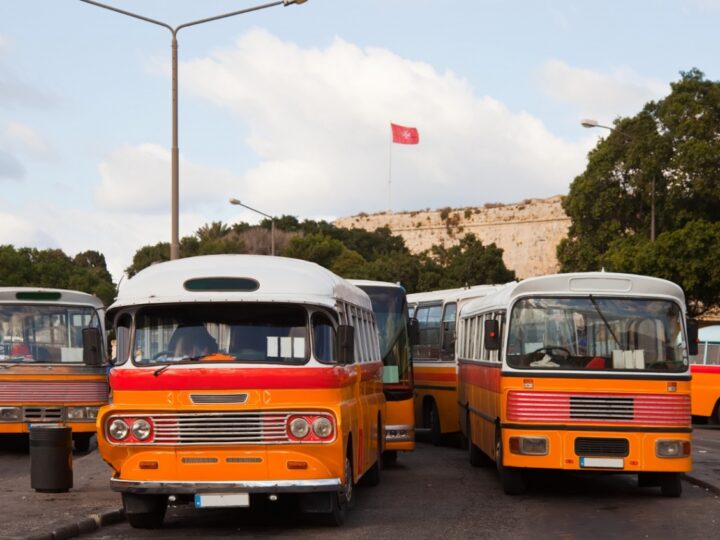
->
195, 493, 250, 508
580, 457, 624, 469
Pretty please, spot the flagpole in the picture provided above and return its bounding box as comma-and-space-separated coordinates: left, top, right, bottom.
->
388, 129, 393, 212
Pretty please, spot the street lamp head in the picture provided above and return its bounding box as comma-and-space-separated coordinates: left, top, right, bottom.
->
283, 0, 308, 5
229, 198, 242, 205
580, 119, 599, 129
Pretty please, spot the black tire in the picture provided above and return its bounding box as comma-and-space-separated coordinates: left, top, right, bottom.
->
122, 493, 167, 529
467, 415, 486, 467
362, 422, 383, 486
383, 450, 398, 465
73, 433, 92, 453
321, 454, 353, 526
495, 430, 527, 495
426, 401, 442, 446
660, 473, 682, 497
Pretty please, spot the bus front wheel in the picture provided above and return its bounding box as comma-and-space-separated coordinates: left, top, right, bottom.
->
659, 473, 682, 497
73, 434, 92, 453
467, 415, 486, 467
425, 401, 441, 446
122, 493, 167, 529
495, 430, 527, 495
322, 453, 354, 526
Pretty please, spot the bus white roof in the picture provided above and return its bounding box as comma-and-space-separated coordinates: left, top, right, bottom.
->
0, 287, 104, 308
349, 279, 404, 291
109, 255, 372, 313
460, 272, 686, 318
408, 284, 504, 307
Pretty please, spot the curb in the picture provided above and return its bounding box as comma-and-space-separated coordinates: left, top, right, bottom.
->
26, 509, 125, 540
683, 473, 720, 496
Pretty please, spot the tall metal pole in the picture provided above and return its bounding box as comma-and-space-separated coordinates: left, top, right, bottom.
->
78, 0, 306, 260
171, 32, 180, 260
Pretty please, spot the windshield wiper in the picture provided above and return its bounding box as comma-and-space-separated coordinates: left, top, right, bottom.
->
589, 295, 622, 348
153, 356, 206, 377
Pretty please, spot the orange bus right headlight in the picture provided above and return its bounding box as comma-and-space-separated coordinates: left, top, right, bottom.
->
509, 436, 549, 456
656, 439, 691, 458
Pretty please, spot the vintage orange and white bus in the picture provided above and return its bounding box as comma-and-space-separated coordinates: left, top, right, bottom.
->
0, 287, 107, 451
351, 280, 415, 461
88, 255, 385, 528
408, 285, 500, 443
457, 272, 698, 497
689, 325, 720, 422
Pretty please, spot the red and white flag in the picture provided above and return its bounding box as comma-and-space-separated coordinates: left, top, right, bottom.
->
391, 123, 419, 144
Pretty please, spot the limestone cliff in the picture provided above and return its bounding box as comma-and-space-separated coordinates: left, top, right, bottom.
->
333, 195, 570, 279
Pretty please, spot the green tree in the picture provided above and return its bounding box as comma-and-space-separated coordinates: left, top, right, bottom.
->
283, 234, 346, 268
559, 68, 720, 273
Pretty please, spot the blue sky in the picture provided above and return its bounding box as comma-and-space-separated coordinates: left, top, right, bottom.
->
1, 0, 719, 280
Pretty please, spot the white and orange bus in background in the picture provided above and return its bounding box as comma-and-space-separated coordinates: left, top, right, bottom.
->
0, 287, 107, 451
689, 324, 720, 423
351, 280, 415, 462
457, 272, 697, 497
87, 255, 385, 528
408, 285, 500, 443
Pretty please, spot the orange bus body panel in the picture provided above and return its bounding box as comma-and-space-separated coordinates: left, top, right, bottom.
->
690, 365, 720, 418
413, 362, 458, 434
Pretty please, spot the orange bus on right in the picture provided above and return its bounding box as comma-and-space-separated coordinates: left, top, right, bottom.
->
689, 325, 720, 423
456, 272, 698, 497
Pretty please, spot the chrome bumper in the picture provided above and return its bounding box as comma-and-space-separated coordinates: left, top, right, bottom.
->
111, 478, 342, 494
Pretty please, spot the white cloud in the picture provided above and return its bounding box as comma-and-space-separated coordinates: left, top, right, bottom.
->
2, 121, 57, 161
167, 29, 589, 216
538, 59, 669, 122
94, 143, 241, 213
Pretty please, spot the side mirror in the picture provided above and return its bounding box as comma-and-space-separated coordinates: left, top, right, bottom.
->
337, 324, 355, 365
484, 319, 500, 351
82, 327, 104, 366
407, 317, 420, 346
687, 318, 699, 356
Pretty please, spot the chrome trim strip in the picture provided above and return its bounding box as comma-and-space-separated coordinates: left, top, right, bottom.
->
111, 478, 342, 494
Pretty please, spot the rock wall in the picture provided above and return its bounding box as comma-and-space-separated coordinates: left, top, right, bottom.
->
334, 195, 570, 279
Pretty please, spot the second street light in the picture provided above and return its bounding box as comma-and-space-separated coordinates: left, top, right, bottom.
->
80, 0, 307, 260
581, 118, 656, 242
229, 198, 275, 256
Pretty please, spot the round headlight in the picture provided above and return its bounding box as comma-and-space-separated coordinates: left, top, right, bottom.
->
312, 417, 333, 438
131, 418, 152, 441
108, 418, 129, 440
289, 417, 310, 439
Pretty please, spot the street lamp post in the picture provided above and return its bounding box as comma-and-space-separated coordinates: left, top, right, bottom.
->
79, 0, 307, 260
229, 198, 275, 256
581, 118, 656, 241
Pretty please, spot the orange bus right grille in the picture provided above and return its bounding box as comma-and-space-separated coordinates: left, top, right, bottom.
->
574, 437, 629, 456
507, 391, 690, 426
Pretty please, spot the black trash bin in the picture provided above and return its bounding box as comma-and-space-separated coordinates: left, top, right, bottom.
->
30, 424, 73, 493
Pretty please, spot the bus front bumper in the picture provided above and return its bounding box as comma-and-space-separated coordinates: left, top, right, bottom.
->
111, 478, 342, 494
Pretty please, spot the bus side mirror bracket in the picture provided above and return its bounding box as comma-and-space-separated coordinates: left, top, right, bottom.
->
82, 327, 104, 366
407, 317, 420, 346
687, 318, 699, 357
484, 319, 500, 351
337, 325, 355, 365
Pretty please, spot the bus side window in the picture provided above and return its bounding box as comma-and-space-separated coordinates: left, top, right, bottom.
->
312, 312, 336, 363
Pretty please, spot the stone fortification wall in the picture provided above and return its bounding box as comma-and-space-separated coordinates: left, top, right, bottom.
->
334, 196, 570, 279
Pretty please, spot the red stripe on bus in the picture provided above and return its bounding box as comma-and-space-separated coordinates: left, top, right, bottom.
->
460, 363, 501, 393
110, 366, 364, 391
691, 365, 720, 374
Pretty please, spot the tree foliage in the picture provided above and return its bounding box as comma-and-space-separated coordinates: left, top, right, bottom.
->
558, 68, 720, 312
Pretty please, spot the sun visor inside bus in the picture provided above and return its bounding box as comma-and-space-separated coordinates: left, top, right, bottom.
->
612, 350, 645, 369
183, 278, 260, 292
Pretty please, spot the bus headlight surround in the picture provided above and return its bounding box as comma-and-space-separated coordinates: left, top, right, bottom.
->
108, 418, 129, 441
509, 436, 549, 456
312, 416, 333, 438
656, 439, 690, 458
131, 418, 152, 441
67, 406, 100, 420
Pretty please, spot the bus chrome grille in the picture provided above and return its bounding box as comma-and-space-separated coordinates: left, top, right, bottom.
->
507, 391, 690, 426
147, 412, 292, 445
0, 381, 108, 403
574, 437, 629, 457
190, 394, 248, 405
